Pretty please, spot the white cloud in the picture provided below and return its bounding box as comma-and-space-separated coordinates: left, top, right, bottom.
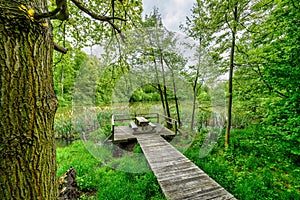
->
142, 0, 194, 32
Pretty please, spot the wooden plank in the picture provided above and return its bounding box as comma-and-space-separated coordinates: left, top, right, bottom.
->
129, 121, 138, 131
136, 116, 149, 123
113, 126, 137, 142
136, 134, 236, 200
113, 125, 175, 142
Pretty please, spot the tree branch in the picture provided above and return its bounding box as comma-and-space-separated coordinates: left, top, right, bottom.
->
291, 0, 299, 10
71, 0, 126, 22
235, 44, 249, 57
70, 0, 126, 40
70, 0, 126, 25
224, 12, 234, 34
35, 0, 69, 21
54, 53, 65, 67
233, 62, 267, 67
237, 21, 260, 34
35, 7, 61, 19
54, 43, 68, 54
256, 65, 289, 98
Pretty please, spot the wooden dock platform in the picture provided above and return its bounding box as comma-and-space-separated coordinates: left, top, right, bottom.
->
113, 123, 176, 142
136, 134, 236, 200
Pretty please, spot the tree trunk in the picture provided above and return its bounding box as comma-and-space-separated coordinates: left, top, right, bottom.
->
160, 52, 172, 129
157, 84, 166, 115
171, 70, 181, 127
225, 41, 234, 148
0, 1, 58, 199
61, 66, 64, 98
153, 55, 166, 116
191, 87, 198, 131
191, 39, 202, 131
225, 6, 238, 148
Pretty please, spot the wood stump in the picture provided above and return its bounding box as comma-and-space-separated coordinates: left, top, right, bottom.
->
58, 166, 79, 200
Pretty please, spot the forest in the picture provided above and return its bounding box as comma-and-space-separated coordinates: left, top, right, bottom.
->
0, 0, 299, 199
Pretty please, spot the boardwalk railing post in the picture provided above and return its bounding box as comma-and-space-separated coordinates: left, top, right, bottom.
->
175, 120, 178, 135
111, 115, 115, 141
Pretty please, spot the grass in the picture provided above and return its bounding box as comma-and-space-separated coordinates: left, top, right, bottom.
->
56, 140, 166, 200
55, 105, 299, 199
56, 126, 300, 199
184, 127, 300, 200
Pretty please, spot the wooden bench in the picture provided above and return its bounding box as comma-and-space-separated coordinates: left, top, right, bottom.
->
136, 116, 149, 130
148, 122, 156, 130
129, 121, 138, 131
136, 117, 149, 124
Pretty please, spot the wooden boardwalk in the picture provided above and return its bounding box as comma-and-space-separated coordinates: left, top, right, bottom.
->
135, 134, 237, 200
111, 114, 236, 199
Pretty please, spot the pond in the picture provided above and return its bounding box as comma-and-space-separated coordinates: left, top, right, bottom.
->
56, 138, 73, 148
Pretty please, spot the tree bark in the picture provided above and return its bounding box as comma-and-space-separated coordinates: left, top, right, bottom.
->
0, 1, 58, 199
159, 52, 172, 129
191, 39, 202, 131
225, 5, 238, 148
170, 69, 181, 127
153, 55, 166, 116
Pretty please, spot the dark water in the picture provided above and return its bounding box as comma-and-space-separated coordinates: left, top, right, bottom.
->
55, 138, 73, 148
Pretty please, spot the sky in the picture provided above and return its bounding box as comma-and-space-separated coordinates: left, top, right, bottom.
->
142, 0, 195, 32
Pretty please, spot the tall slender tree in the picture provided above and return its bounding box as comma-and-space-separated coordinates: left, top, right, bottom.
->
142, 9, 174, 126
181, 0, 218, 131
185, 0, 265, 147
163, 51, 187, 127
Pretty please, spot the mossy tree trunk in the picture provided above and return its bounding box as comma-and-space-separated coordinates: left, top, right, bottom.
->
0, 1, 58, 199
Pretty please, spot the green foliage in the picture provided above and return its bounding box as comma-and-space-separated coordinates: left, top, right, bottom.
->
52, 0, 143, 48
248, 0, 300, 156
56, 141, 101, 191
264, 97, 300, 156
96, 111, 112, 128
54, 49, 89, 107
185, 127, 300, 199
56, 141, 166, 199
73, 56, 105, 106
133, 143, 143, 153
184, 0, 300, 154
96, 170, 165, 200
232, 67, 268, 127
95, 61, 130, 106
54, 106, 77, 138
129, 85, 163, 102
54, 118, 73, 138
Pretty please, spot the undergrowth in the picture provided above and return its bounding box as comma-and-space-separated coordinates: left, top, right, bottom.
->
185, 126, 300, 200
56, 140, 166, 200
56, 124, 300, 199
